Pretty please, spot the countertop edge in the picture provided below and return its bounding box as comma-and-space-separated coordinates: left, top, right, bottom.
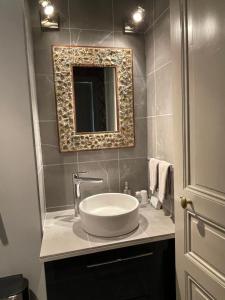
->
40, 232, 175, 262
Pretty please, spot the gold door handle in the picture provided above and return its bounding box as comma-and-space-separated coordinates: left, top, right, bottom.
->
180, 197, 192, 209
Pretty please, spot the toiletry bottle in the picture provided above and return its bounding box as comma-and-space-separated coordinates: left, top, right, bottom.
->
124, 181, 131, 195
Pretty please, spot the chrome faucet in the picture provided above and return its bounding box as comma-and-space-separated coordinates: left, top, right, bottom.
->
72, 171, 103, 217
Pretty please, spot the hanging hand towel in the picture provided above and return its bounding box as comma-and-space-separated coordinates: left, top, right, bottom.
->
158, 160, 171, 203
149, 158, 160, 194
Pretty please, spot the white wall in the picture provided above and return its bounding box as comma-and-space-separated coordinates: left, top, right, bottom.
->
0, 0, 46, 298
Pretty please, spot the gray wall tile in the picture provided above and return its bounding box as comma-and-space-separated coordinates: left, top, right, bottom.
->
154, 0, 169, 20
145, 1, 174, 164
147, 117, 156, 158
119, 158, 148, 194
36, 74, 57, 121
155, 63, 172, 115
156, 115, 174, 163
78, 149, 118, 163
33, 28, 70, 75
44, 163, 78, 209
154, 10, 171, 70
119, 118, 147, 159
78, 160, 120, 198
147, 73, 155, 116
134, 76, 147, 118
145, 28, 154, 75
39, 121, 59, 146
69, 0, 113, 30
72, 30, 113, 47
114, 32, 146, 77
42, 145, 76, 166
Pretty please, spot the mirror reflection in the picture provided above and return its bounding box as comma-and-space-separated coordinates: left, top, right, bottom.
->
73, 66, 118, 133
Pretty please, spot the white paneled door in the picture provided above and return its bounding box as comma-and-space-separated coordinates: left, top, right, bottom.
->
171, 0, 225, 299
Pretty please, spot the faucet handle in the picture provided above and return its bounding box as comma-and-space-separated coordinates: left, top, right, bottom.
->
72, 171, 87, 179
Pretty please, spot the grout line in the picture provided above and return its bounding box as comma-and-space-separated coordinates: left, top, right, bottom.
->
39, 120, 56, 123
43, 157, 147, 167
112, 0, 115, 47
144, 7, 170, 34
61, 27, 119, 32
135, 116, 148, 120
146, 114, 173, 118
152, 0, 158, 158
75, 152, 78, 164
154, 7, 170, 26
146, 60, 172, 77
67, 0, 71, 45
43, 162, 77, 167
98, 31, 114, 45
137, 113, 173, 120
73, 29, 81, 46
42, 143, 58, 148
155, 113, 173, 117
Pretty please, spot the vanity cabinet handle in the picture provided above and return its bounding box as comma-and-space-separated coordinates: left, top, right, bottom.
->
86, 252, 154, 269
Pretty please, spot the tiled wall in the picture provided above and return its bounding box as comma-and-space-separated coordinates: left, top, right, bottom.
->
145, 0, 174, 215
29, 0, 150, 212
145, 0, 174, 164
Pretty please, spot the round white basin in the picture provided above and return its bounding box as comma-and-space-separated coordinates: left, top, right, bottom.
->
79, 193, 139, 237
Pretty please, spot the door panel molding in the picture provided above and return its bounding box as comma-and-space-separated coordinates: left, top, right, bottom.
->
185, 211, 225, 283
187, 275, 215, 300
179, 0, 191, 190
186, 185, 225, 204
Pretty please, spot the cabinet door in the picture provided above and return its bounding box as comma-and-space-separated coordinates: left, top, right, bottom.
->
45, 240, 175, 300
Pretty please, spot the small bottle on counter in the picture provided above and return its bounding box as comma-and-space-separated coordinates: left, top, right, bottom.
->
123, 181, 131, 195
141, 190, 149, 205
136, 190, 149, 207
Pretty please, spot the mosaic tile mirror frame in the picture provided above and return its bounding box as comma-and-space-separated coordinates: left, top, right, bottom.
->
52, 45, 135, 152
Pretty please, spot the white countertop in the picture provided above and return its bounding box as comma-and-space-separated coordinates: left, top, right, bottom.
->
40, 205, 175, 262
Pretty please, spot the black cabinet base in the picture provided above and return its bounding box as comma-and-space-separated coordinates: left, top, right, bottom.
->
45, 239, 175, 300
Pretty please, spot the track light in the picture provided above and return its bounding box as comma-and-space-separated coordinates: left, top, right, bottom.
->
40, 0, 49, 7
44, 4, 54, 16
39, 0, 60, 31
132, 6, 145, 23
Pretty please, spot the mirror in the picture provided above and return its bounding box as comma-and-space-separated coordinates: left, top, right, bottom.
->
73, 66, 118, 133
52, 45, 135, 152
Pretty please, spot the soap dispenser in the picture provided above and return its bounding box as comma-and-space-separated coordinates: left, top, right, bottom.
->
123, 181, 131, 195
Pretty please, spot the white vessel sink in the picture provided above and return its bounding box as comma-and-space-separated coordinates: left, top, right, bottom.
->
79, 193, 139, 237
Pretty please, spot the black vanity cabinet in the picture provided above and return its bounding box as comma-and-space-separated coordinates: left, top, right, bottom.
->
45, 239, 175, 300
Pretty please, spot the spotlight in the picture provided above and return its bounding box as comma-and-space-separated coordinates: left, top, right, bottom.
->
39, 1, 59, 31
44, 4, 54, 16
132, 6, 145, 23
40, 0, 49, 7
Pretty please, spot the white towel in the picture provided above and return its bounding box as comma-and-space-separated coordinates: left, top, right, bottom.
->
149, 158, 160, 193
158, 161, 171, 203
